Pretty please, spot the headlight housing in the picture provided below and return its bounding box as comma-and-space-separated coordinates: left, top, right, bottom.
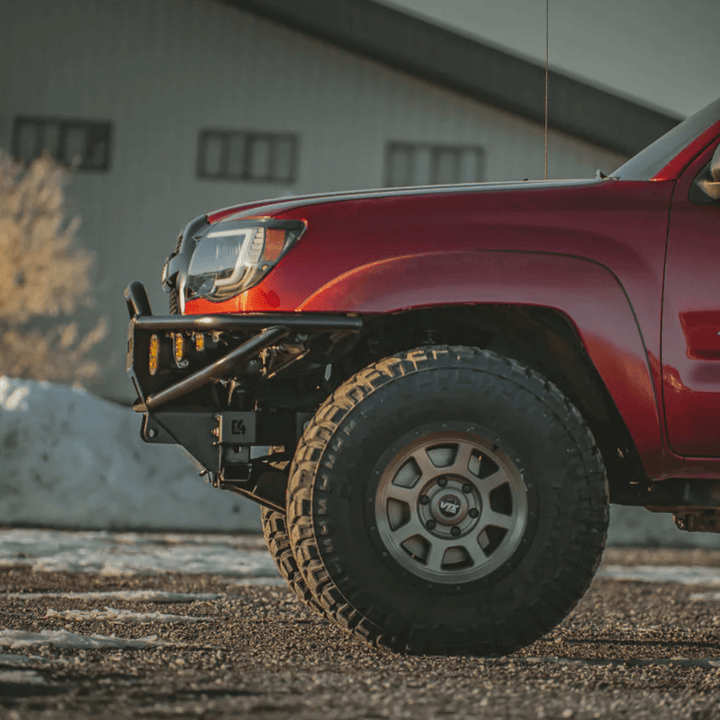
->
186, 219, 305, 302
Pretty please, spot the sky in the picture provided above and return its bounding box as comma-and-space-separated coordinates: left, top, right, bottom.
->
376, 0, 720, 118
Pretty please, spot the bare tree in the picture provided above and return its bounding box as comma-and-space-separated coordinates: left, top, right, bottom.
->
0, 151, 106, 384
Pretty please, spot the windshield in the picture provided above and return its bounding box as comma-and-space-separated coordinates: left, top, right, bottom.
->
613, 97, 720, 180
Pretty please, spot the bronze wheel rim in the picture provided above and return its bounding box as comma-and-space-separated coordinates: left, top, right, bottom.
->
375, 430, 528, 584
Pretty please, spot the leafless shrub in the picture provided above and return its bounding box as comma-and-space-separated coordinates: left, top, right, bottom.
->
0, 151, 106, 384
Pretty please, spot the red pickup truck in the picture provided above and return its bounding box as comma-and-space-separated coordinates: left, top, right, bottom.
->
126, 96, 720, 656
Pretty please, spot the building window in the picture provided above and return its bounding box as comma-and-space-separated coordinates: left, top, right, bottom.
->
197, 130, 298, 183
12, 116, 112, 171
385, 142, 485, 187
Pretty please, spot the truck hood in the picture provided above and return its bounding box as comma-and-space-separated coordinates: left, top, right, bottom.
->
207, 178, 602, 223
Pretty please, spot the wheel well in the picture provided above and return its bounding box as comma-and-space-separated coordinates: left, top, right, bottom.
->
337, 305, 646, 501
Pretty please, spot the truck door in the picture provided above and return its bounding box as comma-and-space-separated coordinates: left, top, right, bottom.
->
662, 139, 720, 457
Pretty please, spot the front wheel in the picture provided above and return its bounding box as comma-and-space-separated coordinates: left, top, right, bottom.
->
287, 346, 609, 656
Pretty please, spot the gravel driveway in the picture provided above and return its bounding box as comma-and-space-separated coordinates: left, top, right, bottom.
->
3, 544, 720, 719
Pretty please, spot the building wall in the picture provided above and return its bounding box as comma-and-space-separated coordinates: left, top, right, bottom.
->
0, 0, 628, 401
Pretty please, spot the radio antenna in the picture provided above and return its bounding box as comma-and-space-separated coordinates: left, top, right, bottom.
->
544, 0, 549, 180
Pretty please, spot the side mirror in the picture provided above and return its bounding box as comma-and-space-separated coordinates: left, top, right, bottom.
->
696, 144, 720, 201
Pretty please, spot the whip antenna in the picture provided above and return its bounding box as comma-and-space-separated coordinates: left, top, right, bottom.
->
544, 0, 549, 180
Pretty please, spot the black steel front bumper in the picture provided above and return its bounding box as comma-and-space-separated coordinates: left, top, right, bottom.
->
124, 280, 363, 508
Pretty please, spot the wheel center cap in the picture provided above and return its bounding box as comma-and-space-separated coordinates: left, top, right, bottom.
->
438, 494, 462, 518
430, 491, 469, 525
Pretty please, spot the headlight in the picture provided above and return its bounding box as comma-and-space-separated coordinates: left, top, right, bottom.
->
186, 219, 305, 302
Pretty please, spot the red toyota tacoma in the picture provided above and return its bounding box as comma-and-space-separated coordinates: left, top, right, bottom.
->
126, 97, 720, 656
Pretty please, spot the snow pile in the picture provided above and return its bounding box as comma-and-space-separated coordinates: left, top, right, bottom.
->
0, 629, 163, 650
45, 607, 211, 623
0, 376, 260, 532
0, 528, 278, 577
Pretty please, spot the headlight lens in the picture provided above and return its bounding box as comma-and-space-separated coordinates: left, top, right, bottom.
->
186, 219, 304, 302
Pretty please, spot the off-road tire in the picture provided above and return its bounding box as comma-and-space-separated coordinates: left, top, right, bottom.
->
261, 508, 320, 609
286, 345, 609, 656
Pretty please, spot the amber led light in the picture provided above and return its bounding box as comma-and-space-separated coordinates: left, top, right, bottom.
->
264, 229, 286, 263
148, 335, 159, 375
174, 334, 184, 363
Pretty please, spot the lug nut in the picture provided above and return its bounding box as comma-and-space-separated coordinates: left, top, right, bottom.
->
451, 527, 461, 537
419, 496, 430, 506
427, 520, 437, 530
438, 477, 448, 487
462, 484, 473, 494
469, 508, 479, 518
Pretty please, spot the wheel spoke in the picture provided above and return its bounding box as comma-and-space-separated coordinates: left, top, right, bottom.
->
426, 535, 488, 570
425, 542, 446, 573
480, 509, 514, 530
474, 467, 509, 493
447, 442, 474, 477
389, 517, 426, 544
409, 447, 439, 480
385, 484, 418, 506
456, 534, 487, 563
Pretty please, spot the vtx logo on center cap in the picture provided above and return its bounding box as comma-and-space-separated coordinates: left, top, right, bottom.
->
439, 496, 461, 516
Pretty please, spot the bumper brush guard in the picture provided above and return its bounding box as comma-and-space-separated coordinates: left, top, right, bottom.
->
124, 280, 363, 510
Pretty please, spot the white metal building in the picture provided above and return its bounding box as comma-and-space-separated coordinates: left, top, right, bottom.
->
0, 0, 677, 401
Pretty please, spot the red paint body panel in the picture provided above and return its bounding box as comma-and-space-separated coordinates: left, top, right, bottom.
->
309, 251, 663, 476
662, 139, 720, 457
188, 181, 671, 477
183, 112, 720, 483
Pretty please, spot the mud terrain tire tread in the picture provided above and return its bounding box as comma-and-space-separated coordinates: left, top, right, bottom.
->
261, 507, 320, 610
286, 345, 609, 656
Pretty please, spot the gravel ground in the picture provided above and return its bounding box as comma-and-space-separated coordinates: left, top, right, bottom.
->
3, 548, 720, 719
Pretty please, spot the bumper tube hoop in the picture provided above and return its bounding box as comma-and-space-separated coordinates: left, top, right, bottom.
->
125, 280, 364, 413
142, 325, 290, 412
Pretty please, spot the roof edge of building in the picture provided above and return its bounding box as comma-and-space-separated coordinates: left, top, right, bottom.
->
221, 0, 681, 156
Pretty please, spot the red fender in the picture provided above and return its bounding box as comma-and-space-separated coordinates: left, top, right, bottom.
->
299, 250, 662, 477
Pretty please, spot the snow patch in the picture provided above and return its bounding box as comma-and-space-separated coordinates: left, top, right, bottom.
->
227, 577, 287, 587
0, 670, 50, 685
0, 653, 47, 667
6, 590, 221, 603
45, 607, 211, 623
608, 505, 720, 549
598, 564, 720, 585
0, 629, 163, 650
0, 528, 278, 577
